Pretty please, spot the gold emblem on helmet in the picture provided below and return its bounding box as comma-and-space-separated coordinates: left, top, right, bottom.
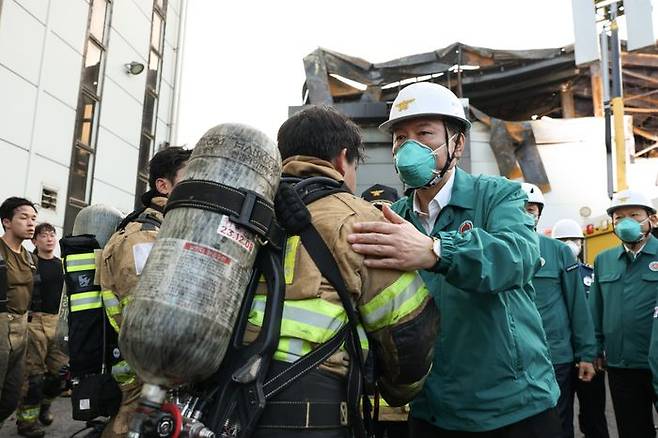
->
370, 190, 384, 197
395, 98, 416, 111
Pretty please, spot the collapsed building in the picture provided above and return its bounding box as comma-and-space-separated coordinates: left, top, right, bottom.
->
290, 42, 658, 232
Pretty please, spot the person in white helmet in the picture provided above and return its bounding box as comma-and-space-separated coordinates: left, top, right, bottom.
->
552, 218, 610, 438
347, 82, 561, 437
589, 189, 657, 438
522, 182, 597, 438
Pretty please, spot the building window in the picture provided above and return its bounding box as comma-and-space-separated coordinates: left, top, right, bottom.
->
135, 1, 167, 207
64, 0, 112, 233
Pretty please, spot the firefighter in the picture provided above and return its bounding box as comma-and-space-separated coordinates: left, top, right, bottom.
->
552, 218, 610, 438
243, 106, 438, 437
0, 198, 38, 426
99, 147, 191, 438
522, 184, 597, 438
347, 82, 562, 436
16, 223, 68, 437
591, 189, 657, 438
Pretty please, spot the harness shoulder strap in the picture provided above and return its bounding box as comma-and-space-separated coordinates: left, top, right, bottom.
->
266, 177, 373, 438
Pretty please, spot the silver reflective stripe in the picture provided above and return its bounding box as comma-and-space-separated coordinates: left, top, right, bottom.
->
66, 258, 94, 267
71, 296, 101, 307
362, 275, 425, 327
102, 295, 120, 308
288, 338, 305, 359
252, 299, 345, 334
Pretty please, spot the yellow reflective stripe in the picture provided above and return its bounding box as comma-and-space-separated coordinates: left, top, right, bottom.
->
250, 296, 369, 362
250, 296, 347, 343
273, 337, 313, 362
120, 295, 133, 307
284, 236, 300, 284
112, 360, 136, 384
359, 273, 428, 332
65, 253, 96, 272
70, 291, 102, 312
66, 253, 96, 261
16, 405, 40, 422
101, 291, 121, 315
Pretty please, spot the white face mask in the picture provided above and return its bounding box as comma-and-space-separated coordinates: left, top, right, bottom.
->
564, 240, 582, 258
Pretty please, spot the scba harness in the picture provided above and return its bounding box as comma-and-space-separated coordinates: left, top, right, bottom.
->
61, 234, 121, 421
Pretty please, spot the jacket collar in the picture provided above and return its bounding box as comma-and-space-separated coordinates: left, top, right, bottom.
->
402, 167, 474, 213
281, 156, 344, 182
616, 234, 658, 259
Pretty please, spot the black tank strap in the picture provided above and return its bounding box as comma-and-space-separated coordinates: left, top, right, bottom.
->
165, 179, 283, 250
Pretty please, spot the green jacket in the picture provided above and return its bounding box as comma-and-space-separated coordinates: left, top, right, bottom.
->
591, 235, 658, 369
532, 235, 597, 365
393, 168, 559, 432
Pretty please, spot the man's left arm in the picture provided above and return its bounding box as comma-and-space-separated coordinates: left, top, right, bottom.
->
433, 184, 540, 293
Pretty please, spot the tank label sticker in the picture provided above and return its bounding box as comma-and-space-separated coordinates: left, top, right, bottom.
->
132, 242, 154, 275
218, 216, 255, 253
183, 241, 232, 265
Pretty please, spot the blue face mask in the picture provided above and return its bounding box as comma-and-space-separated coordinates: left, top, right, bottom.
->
614, 217, 648, 243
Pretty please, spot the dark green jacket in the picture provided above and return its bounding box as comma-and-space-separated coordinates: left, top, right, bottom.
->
591, 235, 658, 369
393, 168, 559, 432
532, 235, 597, 365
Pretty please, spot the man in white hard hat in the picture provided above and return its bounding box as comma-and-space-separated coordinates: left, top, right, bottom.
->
552, 218, 610, 438
522, 182, 597, 438
590, 189, 657, 438
347, 82, 561, 436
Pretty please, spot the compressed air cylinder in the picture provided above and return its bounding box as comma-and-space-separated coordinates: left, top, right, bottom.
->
55, 204, 124, 352
119, 124, 281, 387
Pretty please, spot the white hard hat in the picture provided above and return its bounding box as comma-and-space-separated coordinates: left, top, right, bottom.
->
552, 219, 584, 239
607, 189, 657, 215
379, 82, 471, 133
521, 182, 545, 206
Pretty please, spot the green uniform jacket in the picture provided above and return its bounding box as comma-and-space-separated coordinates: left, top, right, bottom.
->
393, 168, 559, 432
591, 235, 658, 369
532, 235, 597, 365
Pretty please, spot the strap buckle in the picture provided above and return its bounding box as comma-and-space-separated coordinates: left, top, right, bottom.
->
340, 401, 349, 426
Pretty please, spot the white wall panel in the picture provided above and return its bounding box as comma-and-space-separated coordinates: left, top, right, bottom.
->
154, 118, 169, 150
160, 41, 175, 87
25, 155, 69, 228
157, 81, 172, 124
32, 92, 76, 166
110, 0, 150, 61
98, 79, 142, 148
41, 33, 82, 108
14, 0, 48, 23
164, 5, 179, 48
167, 0, 181, 15
0, 139, 29, 200
94, 127, 139, 194
48, 0, 88, 55
90, 179, 134, 214
104, 32, 147, 103
131, 0, 153, 21
0, 67, 37, 148
0, 0, 45, 84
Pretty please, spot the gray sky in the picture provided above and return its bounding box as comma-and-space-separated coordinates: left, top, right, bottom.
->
176, 0, 637, 146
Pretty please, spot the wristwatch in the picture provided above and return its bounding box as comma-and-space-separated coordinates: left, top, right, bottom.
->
431, 236, 441, 262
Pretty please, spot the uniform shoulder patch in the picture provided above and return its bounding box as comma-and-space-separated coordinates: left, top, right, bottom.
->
649, 261, 658, 272
566, 263, 579, 272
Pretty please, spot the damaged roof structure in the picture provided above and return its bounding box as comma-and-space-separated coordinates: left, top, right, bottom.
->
295, 42, 658, 191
